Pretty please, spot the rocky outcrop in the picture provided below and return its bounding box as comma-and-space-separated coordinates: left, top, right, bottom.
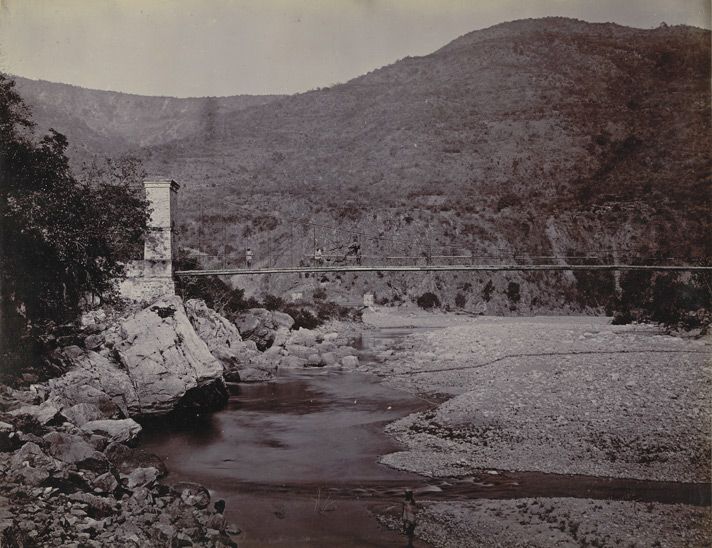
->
186, 301, 277, 382
185, 299, 244, 361
0, 400, 239, 547
46, 297, 227, 418
234, 308, 293, 351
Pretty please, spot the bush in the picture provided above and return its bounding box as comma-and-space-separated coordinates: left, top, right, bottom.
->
282, 306, 319, 330
312, 287, 327, 301
482, 280, 495, 302
454, 292, 467, 308
506, 282, 521, 304
416, 292, 441, 310
263, 294, 285, 311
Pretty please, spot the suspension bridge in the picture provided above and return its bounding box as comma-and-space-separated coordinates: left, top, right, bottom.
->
131, 179, 712, 295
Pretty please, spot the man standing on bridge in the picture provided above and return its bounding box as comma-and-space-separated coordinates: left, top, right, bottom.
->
246, 247, 253, 268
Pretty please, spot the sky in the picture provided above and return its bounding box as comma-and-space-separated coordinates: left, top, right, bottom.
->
0, 0, 709, 97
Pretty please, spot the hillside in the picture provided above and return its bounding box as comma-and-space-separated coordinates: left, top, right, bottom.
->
13, 18, 712, 312
13, 76, 283, 159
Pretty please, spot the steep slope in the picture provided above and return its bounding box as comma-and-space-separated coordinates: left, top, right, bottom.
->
140, 18, 709, 311
13, 76, 284, 159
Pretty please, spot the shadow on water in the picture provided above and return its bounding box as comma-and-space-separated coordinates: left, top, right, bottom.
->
140, 330, 710, 547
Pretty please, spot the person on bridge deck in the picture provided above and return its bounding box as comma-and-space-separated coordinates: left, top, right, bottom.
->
315, 247, 324, 265
402, 489, 418, 547
246, 248, 253, 268
346, 238, 362, 265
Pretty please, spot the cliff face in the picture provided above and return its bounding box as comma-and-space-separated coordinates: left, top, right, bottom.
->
14, 18, 711, 312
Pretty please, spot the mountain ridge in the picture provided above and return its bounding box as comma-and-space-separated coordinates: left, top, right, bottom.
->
11, 17, 711, 312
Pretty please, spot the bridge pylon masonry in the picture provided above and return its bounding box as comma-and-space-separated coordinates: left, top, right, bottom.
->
118, 178, 180, 302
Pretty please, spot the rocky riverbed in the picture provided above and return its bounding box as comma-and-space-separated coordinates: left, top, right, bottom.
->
0, 296, 371, 546
2, 298, 709, 547
351, 308, 712, 547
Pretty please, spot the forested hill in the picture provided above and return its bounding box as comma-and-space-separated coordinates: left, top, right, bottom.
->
13, 18, 712, 312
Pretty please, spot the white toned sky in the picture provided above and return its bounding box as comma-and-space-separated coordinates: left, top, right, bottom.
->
0, 0, 709, 97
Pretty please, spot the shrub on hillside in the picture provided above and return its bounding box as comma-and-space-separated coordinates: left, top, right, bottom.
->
416, 292, 441, 310
263, 294, 285, 311
481, 280, 495, 302
506, 282, 521, 304
281, 306, 320, 330
454, 292, 467, 308
612, 271, 711, 329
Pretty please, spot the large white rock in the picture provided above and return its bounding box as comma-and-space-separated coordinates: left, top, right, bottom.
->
185, 299, 248, 368
81, 419, 142, 445
106, 297, 225, 415
49, 297, 227, 417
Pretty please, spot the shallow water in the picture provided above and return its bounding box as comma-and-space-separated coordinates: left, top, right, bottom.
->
140, 325, 710, 547
141, 368, 432, 547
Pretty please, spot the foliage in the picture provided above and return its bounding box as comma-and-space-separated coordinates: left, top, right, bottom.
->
312, 287, 327, 301
481, 280, 495, 302
175, 256, 248, 315
416, 292, 440, 310
454, 292, 467, 308
281, 306, 320, 330
263, 294, 285, 311
505, 282, 521, 304
0, 74, 149, 352
613, 271, 711, 329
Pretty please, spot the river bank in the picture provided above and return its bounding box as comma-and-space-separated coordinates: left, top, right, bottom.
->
348, 307, 711, 547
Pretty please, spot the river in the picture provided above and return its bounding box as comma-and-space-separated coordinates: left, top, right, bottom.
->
140, 325, 710, 547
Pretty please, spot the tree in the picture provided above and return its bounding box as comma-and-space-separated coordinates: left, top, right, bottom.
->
0, 73, 149, 355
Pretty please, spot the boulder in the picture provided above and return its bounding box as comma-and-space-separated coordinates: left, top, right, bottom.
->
321, 352, 338, 366
51, 297, 228, 417
48, 348, 135, 418
92, 472, 118, 494
171, 482, 211, 509
83, 334, 104, 351
43, 432, 98, 464
61, 403, 111, 427
125, 466, 159, 489
9, 402, 63, 426
80, 309, 107, 327
284, 343, 314, 359
81, 419, 142, 445
104, 442, 167, 477
234, 313, 261, 338
271, 311, 294, 330
306, 354, 323, 367
233, 308, 293, 351
237, 367, 274, 383
272, 327, 291, 348
288, 328, 317, 347
281, 356, 307, 368
106, 297, 227, 415
9, 442, 60, 486
341, 355, 360, 368
185, 299, 245, 367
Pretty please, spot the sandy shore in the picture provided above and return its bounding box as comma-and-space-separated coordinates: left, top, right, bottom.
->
356, 307, 711, 547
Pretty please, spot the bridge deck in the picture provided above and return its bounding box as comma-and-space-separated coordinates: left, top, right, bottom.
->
174, 264, 712, 276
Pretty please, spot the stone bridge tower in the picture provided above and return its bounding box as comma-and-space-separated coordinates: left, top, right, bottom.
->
118, 178, 180, 301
